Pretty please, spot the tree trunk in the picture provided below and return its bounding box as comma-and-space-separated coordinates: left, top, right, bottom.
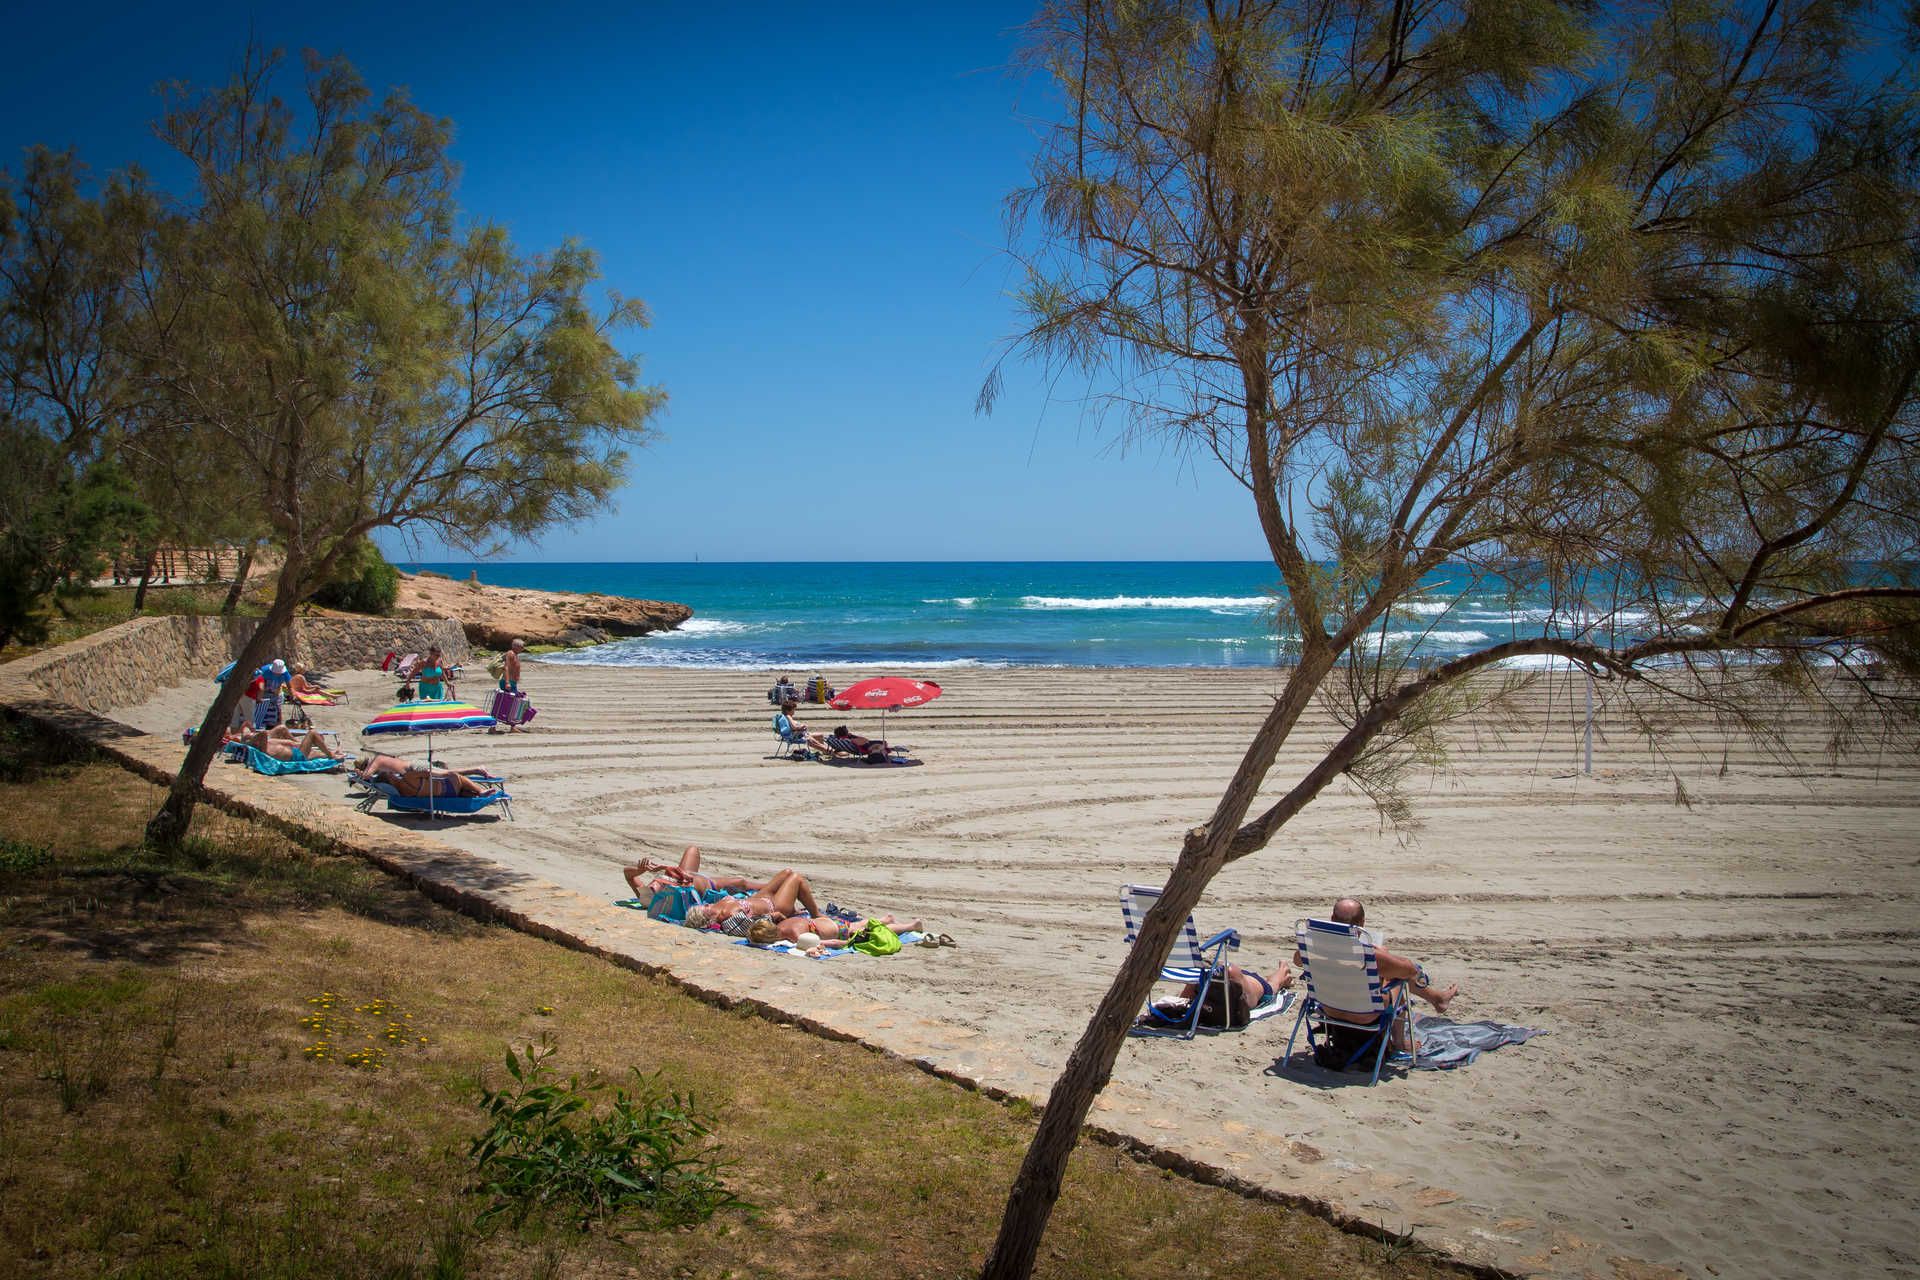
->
221, 544, 255, 616
144, 587, 299, 848
980, 837, 1230, 1279
980, 650, 1337, 1280
131, 554, 154, 613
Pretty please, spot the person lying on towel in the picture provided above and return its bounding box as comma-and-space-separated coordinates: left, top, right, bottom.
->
681, 868, 829, 936
623, 844, 769, 900
289, 666, 344, 702
824, 726, 894, 761
228, 725, 337, 763
747, 913, 921, 956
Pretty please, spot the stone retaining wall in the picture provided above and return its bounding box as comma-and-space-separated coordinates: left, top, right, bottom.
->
11, 615, 470, 714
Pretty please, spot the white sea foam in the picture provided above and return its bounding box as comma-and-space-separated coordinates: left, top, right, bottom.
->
1398, 601, 1454, 615
669, 618, 752, 636
1496, 653, 1583, 670
1383, 629, 1491, 644
1021, 594, 1267, 611
542, 648, 1003, 672
921, 597, 979, 607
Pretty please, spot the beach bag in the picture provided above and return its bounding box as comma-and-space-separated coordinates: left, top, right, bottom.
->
845, 919, 902, 956
645, 886, 700, 923
486, 654, 507, 681
865, 743, 888, 764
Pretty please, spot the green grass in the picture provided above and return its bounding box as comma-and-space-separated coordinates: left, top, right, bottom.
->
0, 721, 1464, 1279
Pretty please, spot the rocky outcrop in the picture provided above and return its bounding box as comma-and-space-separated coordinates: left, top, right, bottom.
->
390, 571, 693, 649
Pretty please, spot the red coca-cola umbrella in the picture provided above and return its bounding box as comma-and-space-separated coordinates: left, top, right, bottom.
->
830, 677, 942, 739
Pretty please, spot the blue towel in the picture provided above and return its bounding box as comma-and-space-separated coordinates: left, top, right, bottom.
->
245, 746, 340, 776
1412, 1016, 1548, 1069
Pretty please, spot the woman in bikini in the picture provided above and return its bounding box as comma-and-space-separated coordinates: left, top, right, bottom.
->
622, 844, 769, 900
682, 868, 830, 935
752, 912, 922, 954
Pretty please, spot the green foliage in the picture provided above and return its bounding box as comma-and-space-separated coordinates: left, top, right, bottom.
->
467, 1037, 743, 1232
311, 539, 399, 615
0, 836, 53, 872
0, 446, 153, 646
995, 0, 1920, 786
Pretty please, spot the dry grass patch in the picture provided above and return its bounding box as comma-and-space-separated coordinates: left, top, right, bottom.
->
0, 720, 1462, 1279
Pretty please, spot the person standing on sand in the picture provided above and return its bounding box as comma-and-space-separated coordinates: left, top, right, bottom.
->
500, 639, 525, 694
416, 646, 451, 700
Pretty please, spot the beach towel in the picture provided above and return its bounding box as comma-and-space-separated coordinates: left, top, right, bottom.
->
731, 929, 927, 959
1411, 1016, 1548, 1069
244, 745, 341, 776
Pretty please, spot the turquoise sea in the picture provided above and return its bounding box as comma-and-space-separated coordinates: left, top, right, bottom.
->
402, 561, 1613, 670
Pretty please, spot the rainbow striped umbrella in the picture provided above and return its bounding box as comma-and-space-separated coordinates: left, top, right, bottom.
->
361, 698, 496, 765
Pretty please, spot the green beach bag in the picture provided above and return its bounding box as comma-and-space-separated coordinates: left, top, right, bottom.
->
845, 919, 902, 956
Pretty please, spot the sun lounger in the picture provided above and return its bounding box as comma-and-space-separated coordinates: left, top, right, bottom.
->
353, 779, 512, 819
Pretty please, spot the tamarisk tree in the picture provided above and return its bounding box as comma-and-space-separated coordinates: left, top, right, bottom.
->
978, 1, 1920, 1275
0, 149, 157, 643
128, 49, 663, 845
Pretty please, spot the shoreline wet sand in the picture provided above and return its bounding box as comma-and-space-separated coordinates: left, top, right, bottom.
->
118, 662, 1920, 1279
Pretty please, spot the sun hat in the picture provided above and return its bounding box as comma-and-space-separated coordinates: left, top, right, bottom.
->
271, 659, 286, 673
795, 931, 821, 950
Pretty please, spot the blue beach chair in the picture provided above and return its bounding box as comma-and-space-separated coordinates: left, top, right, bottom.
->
1284, 917, 1414, 1084
353, 778, 512, 820
772, 714, 812, 760
1121, 883, 1241, 1040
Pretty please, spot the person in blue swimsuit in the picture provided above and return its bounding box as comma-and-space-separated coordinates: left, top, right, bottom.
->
415, 646, 451, 700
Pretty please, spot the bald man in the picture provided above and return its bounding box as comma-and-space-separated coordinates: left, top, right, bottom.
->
1303, 897, 1460, 1052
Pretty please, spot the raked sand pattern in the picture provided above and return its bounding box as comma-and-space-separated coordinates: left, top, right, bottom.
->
118, 663, 1920, 1279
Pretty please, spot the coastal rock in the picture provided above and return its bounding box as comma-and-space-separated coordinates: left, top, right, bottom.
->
390, 571, 693, 650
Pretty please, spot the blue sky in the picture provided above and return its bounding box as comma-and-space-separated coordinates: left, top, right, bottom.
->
0, 2, 1270, 562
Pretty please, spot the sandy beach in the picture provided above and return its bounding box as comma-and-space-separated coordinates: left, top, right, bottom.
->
118, 661, 1920, 1279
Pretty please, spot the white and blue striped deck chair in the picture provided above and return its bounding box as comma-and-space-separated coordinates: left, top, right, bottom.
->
1121, 883, 1241, 1040
1284, 917, 1412, 1084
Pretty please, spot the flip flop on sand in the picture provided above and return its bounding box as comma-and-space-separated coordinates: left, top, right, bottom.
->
935, 933, 957, 947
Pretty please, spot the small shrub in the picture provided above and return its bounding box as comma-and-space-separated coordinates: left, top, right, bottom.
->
312, 539, 399, 615
468, 1037, 743, 1231
0, 835, 53, 872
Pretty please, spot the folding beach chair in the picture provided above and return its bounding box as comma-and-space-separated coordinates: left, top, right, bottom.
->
772, 717, 812, 760
1284, 917, 1414, 1085
1120, 883, 1241, 1040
